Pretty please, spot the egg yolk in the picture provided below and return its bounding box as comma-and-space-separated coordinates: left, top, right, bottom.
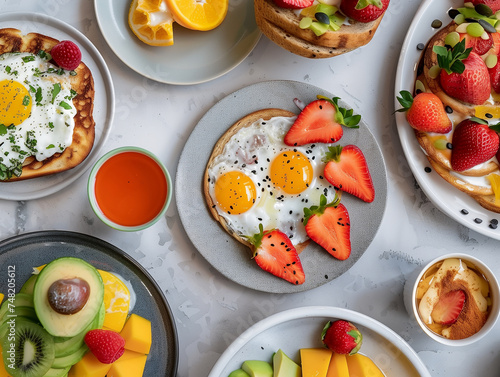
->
271, 150, 313, 195
215, 171, 256, 215
0, 80, 32, 126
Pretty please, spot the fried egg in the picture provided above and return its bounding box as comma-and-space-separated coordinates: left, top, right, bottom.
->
207, 116, 337, 245
0, 52, 77, 179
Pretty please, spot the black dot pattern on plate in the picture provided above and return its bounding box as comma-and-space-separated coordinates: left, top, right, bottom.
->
424, 167, 432, 173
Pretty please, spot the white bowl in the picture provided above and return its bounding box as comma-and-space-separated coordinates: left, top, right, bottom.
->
88, 146, 172, 231
406, 253, 500, 346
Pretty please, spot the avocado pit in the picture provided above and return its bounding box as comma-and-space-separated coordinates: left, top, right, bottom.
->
48, 278, 91, 315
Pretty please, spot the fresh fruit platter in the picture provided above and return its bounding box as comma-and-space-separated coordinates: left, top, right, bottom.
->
207, 307, 431, 377
0, 231, 178, 377
395, 0, 500, 238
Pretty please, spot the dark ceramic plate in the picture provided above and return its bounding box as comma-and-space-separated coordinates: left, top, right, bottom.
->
0, 231, 178, 377
176, 80, 388, 293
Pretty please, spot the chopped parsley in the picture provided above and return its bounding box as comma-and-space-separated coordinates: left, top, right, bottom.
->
22, 95, 30, 106
59, 101, 72, 110
51, 83, 61, 104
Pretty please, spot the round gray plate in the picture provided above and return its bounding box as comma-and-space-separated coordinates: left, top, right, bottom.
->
176, 80, 388, 293
0, 231, 178, 377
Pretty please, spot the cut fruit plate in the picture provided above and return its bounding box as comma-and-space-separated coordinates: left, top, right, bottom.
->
394, 0, 500, 239
0, 12, 114, 201
176, 80, 388, 293
207, 306, 431, 377
95, 0, 261, 84
0, 231, 178, 377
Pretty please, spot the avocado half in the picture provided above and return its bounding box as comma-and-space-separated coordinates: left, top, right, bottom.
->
33, 257, 104, 338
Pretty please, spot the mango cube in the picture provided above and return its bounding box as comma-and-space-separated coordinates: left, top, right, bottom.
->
0, 293, 4, 304
326, 353, 349, 377
120, 314, 152, 354
0, 344, 12, 377
67, 351, 112, 377
300, 348, 332, 377
346, 353, 384, 377
107, 353, 147, 377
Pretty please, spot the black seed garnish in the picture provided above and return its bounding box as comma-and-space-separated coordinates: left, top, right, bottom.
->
489, 223, 498, 229
448, 9, 459, 19
417, 43, 425, 50
446, 143, 452, 150
445, 106, 453, 114
474, 218, 483, 224
485, 113, 493, 119
424, 167, 432, 173
461, 209, 469, 215
431, 19, 442, 28
491, 219, 498, 225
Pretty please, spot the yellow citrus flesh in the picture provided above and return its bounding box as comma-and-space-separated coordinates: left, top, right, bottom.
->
165, 0, 228, 31
475, 105, 500, 119
128, 0, 175, 46
488, 173, 500, 205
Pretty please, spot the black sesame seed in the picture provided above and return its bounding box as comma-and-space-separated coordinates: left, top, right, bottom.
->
474, 218, 483, 224
424, 167, 432, 173
491, 219, 499, 225
485, 113, 493, 119
489, 223, 498, 229
417, 43, 425, 51
461, 209, 469, 215
446, 143, 452, 150
445, 106, 453, 114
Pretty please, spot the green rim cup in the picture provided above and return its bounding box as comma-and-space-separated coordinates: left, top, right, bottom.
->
87, 146, 172, 231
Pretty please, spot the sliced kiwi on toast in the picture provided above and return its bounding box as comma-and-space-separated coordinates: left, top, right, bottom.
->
0, 318, 55, 377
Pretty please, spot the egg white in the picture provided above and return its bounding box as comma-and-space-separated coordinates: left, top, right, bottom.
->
207, 116, 337, 245
0, 52, 77, 178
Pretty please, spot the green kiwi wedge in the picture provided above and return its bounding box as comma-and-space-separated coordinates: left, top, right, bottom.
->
0, 318, 55, 377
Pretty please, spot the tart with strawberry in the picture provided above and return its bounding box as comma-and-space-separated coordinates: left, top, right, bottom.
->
398, 1, 500, 213
254, 0, 390, 58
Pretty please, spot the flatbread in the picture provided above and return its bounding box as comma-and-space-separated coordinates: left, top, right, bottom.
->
0, 28, 95, 181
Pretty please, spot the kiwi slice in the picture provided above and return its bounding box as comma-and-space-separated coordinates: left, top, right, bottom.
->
0, 319, 55, 377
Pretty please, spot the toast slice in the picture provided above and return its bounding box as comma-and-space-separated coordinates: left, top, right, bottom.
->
0, 28, 95, 181
204, 108, 310, 253
254, 0, 384, 58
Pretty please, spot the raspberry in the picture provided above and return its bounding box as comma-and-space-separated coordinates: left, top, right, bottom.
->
50, 40, 82, 71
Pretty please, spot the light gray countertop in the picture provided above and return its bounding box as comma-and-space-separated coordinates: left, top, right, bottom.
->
0, 0, 499, 376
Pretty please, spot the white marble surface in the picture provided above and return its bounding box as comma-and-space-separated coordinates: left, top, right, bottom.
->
0, 0, 499, 376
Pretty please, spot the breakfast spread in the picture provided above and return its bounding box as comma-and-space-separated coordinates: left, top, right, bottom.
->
227, 319, 384, 377
416, 257, 492, 340
254, 0, 389, 58
0, 28, 95, 181
128, 0, 228, 46
204, 96, 375, 284
0, 257, 152, 377
397, 2, 500, 212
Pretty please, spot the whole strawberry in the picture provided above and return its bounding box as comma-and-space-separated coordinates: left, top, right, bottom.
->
340, 0, 390, 23
396, 90, 452, 133
450, 119, 500, 172
434, 40, 491, 105
273, 0, 313, 8
489, 59, 500, 93
470, 0, 500, 13
50, 40, 82, 70
84, 329, 125, 364
322, 320, 362, 355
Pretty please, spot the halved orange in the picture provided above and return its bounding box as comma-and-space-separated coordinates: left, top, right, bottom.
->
129, 0, 175, 46
165, 0, 228, 31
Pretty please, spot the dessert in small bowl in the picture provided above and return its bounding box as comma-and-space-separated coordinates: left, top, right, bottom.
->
88, 146, 172, 231
406, 253, 499, 346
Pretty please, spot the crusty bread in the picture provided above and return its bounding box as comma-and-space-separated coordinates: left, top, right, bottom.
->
254, 0, 384, 58
204, 108, 310, 254
0, 28, 95, 181
411, 21, 500, 212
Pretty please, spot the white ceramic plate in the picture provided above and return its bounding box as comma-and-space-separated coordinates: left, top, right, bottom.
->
0, 12, 114, 201
208, 306, 431, 377
394, 0, 500, 239
94, 0, 261, 85
176, 80, 388, 293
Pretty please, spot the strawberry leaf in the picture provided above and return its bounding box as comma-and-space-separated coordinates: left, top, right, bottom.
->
396, 90, 414, 112
355, 0, 383, 9
434, 39, 472, 74
317, 95, 361, 128
303, 194, 340, 225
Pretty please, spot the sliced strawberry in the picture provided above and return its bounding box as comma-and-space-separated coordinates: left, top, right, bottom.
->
246, 224, 305, 285
489, 59, 500, 93
396, 90, 452, 133
431, 290, 466, 325
284, 96, 360, 146
323, 145, 375, 203
303, 195, 351, 260
322, 320, 363, 355
273, 0, 313, 8
450, 119, 500, 171
459, 32, 493, 56
340, 0, 390, 23
435, 40, 491, 105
